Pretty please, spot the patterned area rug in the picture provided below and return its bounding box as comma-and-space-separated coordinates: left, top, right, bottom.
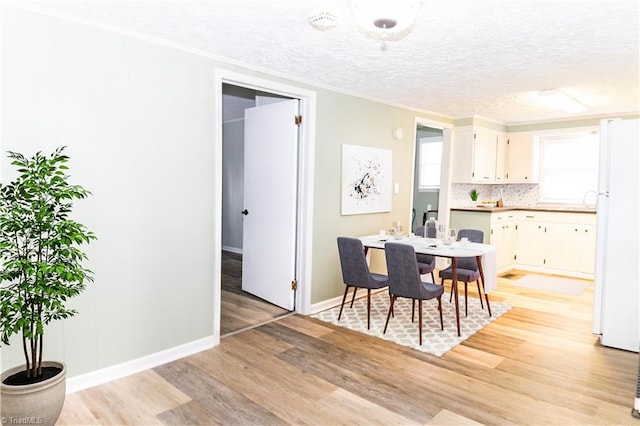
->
311, 291, 512, 356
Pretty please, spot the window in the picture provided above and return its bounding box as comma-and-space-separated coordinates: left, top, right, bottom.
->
538, 132, 599, 204
418, 137, 443, 191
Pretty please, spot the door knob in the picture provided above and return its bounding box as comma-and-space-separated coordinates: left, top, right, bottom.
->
241, 209, 249, 216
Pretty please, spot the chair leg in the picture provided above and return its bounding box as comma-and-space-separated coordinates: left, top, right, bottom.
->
350, 287, 358, 308
418, 299, 423, 345
464, 282, 468, 317
384, 295, 396, 334
389, 291, 395, 318
479, 279, 492, 317
366, 289, 371, 330
437, 296, 443, 330
411, 299, 416, 323
338, 285, 350, 321
476, 280, 485, 309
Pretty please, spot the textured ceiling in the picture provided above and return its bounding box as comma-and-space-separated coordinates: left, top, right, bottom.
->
11, 0, 640, 124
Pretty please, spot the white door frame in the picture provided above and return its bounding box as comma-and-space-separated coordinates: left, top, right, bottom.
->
410, 117, 454, 231
213, 69, 317, 344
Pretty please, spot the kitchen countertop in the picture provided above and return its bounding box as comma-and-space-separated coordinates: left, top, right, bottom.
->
451, 204, 597, 214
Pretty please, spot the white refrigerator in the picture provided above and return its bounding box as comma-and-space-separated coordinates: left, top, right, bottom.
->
592, 118, 639, 353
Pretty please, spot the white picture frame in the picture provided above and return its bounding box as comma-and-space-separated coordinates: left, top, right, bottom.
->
341, 144, 392, 215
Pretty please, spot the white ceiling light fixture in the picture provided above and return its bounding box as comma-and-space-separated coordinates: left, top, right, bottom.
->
351, 0, 422, 50
537, 89, 589, 113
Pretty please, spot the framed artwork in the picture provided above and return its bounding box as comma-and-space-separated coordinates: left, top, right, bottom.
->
341, 144, 392, 215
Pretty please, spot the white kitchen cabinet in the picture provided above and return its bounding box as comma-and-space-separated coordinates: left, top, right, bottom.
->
451, 126, 506, 183
514, 217, 546, 267
495, 132, 508, 182
514, 211, 596, 278
505, 132, 539, 183
545, 222, 596, 274
490, 211, 516, 270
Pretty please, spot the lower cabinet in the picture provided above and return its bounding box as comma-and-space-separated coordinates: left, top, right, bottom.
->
514, 211, 596, 278
451, 209, 597, 278
544, 222, 596, 274
450, 210, 516, 273
489, 212, 516, 271
513, 219, 545, 267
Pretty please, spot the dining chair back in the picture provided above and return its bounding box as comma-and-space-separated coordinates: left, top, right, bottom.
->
455, 229, 484, 270
383, 242, 444, 345
412, 226, 436, 282
414, 225, 437, 238
439, 229, 491, 317
336, 237, 389, 329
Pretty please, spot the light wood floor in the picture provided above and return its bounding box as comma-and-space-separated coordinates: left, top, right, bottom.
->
220, 251, 290, 336
57, 271, 638, 425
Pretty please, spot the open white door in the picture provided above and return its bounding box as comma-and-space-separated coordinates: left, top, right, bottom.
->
242, 99, 299, 310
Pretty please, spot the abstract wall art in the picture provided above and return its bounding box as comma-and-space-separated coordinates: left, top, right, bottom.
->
341, 144, 392, 215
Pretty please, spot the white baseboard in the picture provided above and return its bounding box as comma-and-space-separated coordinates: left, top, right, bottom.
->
307, 288, 388, 315
222, 245, 242, 254
66, 336, 216, 394
308, 294, 344, 314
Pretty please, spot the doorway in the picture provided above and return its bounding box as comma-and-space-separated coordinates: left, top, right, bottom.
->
214, 70, 317, 342
220, 84, 293, 334
410, 118, 454, 235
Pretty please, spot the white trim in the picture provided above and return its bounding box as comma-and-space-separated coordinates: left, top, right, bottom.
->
308, 295, 345, 315
214, 69, 317, 328
410, 116, 454, 231
221, 245, 243, 254
307, 288, 388, 315
66, 336, 215, 394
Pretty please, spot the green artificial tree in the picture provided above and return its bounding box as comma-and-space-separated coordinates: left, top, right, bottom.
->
0, 147, 96, 382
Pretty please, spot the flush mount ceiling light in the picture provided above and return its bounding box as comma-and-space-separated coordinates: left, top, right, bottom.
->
351, 0, 421, 50
537, 89, 589, 113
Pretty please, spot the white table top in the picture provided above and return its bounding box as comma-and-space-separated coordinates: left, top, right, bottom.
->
359, 234, 498, 293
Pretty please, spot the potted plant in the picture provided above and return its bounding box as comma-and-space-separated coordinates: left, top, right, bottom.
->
0, 147, 96, 426
469, 188, 479, 203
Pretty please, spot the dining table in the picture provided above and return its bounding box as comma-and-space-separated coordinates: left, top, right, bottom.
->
359, 234, 497, 337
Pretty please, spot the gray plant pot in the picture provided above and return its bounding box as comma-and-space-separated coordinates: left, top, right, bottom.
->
1, 361, 66, 426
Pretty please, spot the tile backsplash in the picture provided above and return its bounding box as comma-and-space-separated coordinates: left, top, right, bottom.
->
450, 184, 539, 207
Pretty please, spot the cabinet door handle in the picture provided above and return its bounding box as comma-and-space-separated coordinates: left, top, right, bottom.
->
526, 215, 535, 218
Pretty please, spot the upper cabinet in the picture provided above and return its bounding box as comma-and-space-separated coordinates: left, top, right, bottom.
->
505, 132, 540, 183
451, 126, 507, 183
452, 126, 539, 184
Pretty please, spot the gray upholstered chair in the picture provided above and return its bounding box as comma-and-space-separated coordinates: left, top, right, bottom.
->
383, 242, 444, 345
337, 237, 389, 329
439, 229, 490, 317
413, 225, 437, 283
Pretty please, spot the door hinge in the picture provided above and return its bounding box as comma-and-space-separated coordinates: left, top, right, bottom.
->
291, 279, 298, 291
295, 115, 302, 125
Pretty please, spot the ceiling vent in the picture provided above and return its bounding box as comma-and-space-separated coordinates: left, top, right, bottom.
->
308, 9, 339, 31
